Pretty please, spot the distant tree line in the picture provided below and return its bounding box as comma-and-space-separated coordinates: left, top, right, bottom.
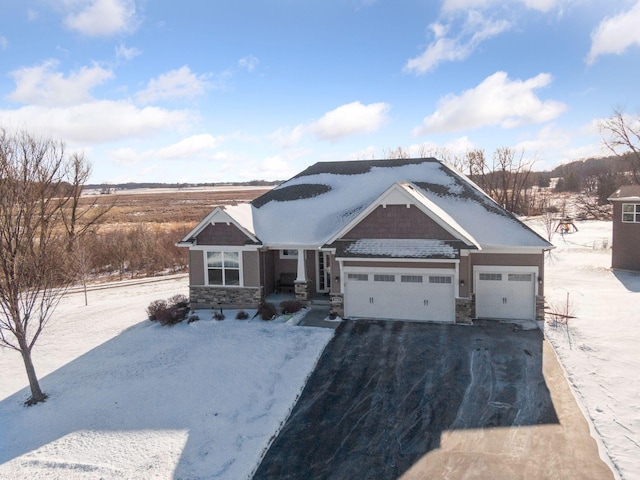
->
78, 224, 189, 281
87, 179, 282, 191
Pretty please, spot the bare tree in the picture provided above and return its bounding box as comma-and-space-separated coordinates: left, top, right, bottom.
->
0, 129, 99, 404
61, 152, 113, 252
600, 108, 640, 184
539, 212, 558, 242
457, 148, 535, 214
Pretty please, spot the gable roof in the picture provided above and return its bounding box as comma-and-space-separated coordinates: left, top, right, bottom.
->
178, 204, 259, 246
251, 158, 552, 249
326, 181, 480, 249
608, 184, 640, 201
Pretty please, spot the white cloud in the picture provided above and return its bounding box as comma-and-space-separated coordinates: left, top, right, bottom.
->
63, 0, 137, 37
238, 55, 259, 72
7, 60, 113, 106
135, 66, 210, 104
257, 155, 295, 180
269, 125, 306, 148
442, 0, 559, 13
0, 35, 7, 50
270, 101, 390, 146
110, 147, 141, 166
405, 12, 511, 74
513, 124, 571, 152
310, 101, 390, 141
156, 134, 223, 159
27, 8, 39, 21
0, 101, 193, 143
412, 71, 566, 135
587, 1, 640, 65
116, 44, 142, 63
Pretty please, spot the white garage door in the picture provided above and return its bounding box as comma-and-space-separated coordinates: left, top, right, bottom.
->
344, 269, 455, 322
475, 270, 536, 320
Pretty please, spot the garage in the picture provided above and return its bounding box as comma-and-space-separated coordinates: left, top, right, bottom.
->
343, 268, 455, 322
475, 267, 537, 321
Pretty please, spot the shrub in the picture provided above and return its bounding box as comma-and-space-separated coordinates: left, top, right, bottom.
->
147, 299, 168, 321
169, 294, 189, 309
146, 295, 190, 326
280, 299, 304, 315
236, 310, 249, 320
187, 313, 200, 323
329, 311, 338, 320
213, 312, 225, 321
258, 302, 278, 321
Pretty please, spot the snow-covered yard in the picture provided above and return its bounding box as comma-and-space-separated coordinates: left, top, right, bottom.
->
1, 220, 638, 479
528, 219, 640, 480
0, 277, 333, 479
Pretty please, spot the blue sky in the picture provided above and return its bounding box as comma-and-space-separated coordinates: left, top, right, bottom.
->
1, 0, 640, 184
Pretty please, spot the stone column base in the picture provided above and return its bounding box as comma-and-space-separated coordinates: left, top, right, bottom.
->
294, 281, 310, 301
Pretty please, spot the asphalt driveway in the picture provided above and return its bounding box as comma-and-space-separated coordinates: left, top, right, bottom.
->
252, 319, 612, 480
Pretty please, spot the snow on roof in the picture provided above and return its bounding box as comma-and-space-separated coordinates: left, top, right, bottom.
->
223, 203, 255, 235
251, 158, 551, 249
178, 203, 256, 245
345, 239, 457, 258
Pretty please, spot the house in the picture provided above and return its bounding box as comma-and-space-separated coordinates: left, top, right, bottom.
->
178, 158, 553, 323
608, 184, 640, 272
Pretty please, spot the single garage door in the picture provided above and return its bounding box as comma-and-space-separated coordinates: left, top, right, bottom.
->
475, 270, 536, 320
344, 269, 455, 322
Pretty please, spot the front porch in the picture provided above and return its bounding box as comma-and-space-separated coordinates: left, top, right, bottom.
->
266, 247, 333, 303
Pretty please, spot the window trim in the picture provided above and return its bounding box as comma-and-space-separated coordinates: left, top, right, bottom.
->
204, 250, 243, 287
279, 249, 299, 259
622, 203, 640, 223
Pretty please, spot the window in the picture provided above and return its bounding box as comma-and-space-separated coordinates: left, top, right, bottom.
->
280, 249, 298, 259
374, 274, 395, 282
622, 203, 640, 223
401, 275, 423, 283
348, 273, 368, 281
479, 273, 502, 281
429, 276, 452, 284
207, 251, 240, 286
508, 273, 532, 282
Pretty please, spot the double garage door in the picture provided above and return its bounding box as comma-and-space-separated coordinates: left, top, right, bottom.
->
344, 268, 455, 322
475, 269, 536, 321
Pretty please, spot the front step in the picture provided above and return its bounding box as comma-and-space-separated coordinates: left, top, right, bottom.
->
310, 297, 331, 307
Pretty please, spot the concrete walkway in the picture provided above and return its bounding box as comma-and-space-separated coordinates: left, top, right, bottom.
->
298, 306, 341, 329
253, 320, 613, 479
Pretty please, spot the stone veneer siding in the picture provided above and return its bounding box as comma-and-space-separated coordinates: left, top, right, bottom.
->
189, 285, 263, 310
330, 293, 344, 318
294, 281, 310, 301
455, 297, 473, 324
536, 295, 546, 322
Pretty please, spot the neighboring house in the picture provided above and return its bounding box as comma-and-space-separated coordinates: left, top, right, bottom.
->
608, 184, 640, 272
178, 158, 553, 323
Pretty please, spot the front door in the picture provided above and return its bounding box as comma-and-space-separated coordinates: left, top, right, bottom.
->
317, 251, 331, 293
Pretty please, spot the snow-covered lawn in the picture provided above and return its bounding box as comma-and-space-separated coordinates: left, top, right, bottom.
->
2, 220, 638, 479
528, 219, 640, 480
0, 276, 334, 479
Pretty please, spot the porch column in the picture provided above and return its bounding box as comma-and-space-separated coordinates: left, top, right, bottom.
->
295, 249, 310, 301
295, 249, 306, 282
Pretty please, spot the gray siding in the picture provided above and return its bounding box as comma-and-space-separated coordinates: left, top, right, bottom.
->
189, 250, 205, 285
611, 201, 640, 271
343, 205, 456, 240
196, 222, 253, 246
242, 250, 261, 287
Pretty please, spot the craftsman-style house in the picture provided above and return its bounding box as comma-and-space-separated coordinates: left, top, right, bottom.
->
179, 158, 553, 323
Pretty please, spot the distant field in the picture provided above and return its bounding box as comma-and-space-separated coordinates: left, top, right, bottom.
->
82, 186, 273, 228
